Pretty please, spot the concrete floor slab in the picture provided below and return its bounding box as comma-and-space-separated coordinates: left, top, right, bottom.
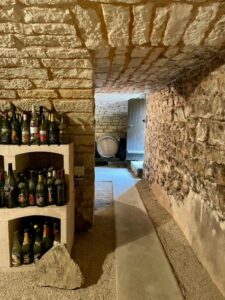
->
95, 167, 183, 300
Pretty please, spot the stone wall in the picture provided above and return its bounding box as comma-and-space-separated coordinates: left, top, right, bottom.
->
0, 1, 95, 230
95, 101, 128, 140
144, 59, 225, 296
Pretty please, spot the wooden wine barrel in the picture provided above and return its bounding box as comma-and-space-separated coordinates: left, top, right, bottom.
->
96, 135, 119, 158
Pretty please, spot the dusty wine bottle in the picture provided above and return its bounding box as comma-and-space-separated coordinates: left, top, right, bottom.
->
11, 231, 22, 267
18, 173, 29, 208
28, 171, 36, 206
33, 224, 43, 263
4, 163, 17, 208
42, 223, 53, 253
39, 111, 48, 145
21, 113, 30, 145
53, 222, 60, 246
22, 228, 33, 264
30, 105, 40, 145
11, 107, 21, 145
47, 170, 55, 205
0, 112, 11, 144
36, 173, 46, 207
48, 113, 59, 145
59, 114, 68, 144
55, 170, 66, 206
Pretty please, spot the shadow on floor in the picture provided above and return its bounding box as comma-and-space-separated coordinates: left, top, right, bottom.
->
71, 186, 153, 288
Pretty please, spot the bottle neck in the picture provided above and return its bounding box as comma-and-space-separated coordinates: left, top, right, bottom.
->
8, 164, 13, 174
38, 175, 43, 183
43, 224, 49, 238
23, 231, 29, 244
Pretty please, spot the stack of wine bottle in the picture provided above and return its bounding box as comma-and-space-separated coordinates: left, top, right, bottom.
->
12, 218, 60, 266
0, 104, 68, 145
0, 163, 67, 208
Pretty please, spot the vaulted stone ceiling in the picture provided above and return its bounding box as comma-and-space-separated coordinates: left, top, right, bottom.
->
0, 0, 225, 93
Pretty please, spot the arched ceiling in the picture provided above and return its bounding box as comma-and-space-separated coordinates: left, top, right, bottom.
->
1, 0, 225, 93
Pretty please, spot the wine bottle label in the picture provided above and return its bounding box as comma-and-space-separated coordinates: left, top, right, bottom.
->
40, 130, 47, 142
1, 128, 11, 143
47, 187, 55, 204
11, 130, 20, 143
34, 253, 41, 263
12, 254, 21, 267
1, 128, 10, 134
23, 253, 32, 264
30, 127, 38, 134
29, 194, 36, 206
4, 186, 16, 205
18, 193, 28, 205
22, 131, 30, 143
36, 194, 45, 206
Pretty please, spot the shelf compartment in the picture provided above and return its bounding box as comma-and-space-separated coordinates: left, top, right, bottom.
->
0, 144, 74, 269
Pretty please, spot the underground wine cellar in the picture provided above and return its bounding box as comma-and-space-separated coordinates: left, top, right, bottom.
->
0, 144, 74, 268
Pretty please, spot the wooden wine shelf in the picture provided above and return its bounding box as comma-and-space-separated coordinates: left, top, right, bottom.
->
0, 144, 75, 269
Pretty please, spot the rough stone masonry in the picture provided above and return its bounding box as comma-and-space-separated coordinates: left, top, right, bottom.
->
0, 0, 225, 294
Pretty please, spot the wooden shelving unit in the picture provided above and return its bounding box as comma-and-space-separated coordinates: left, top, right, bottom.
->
0, 144, 75, 269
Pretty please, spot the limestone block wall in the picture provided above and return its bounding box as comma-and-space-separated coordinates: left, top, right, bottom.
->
95, 101, 128, 139
0, 1, 95, 229
144, 60, 225, 296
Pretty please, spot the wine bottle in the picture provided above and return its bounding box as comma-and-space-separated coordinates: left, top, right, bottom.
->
55, 170, 66, 206
4, 163, 17, 208
53, 222, 60, 246
47, 170, 55, 205
39, 111, 48, 145
30, 105, 40, 145
21, 113, 30, 145
48, 113, 59, 145
28, 170, 36, 206
0, 112, 11, 144
22, 228, 33, 264
11, 106, 21, 145
11, 231, 22, 267
36, 173, 46, 207
59, 114, 68, 145
42, 223, 53, 253
18, 173, 29, 208
0, 170, 5, 207
33, 224, 43, 263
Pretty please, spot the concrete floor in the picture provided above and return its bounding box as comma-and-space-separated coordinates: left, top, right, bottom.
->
95, 167, 183, 300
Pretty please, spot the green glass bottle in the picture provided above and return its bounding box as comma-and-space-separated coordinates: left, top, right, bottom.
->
4, 163, 17, 208
11, 107, 21, 145
36, 173, 46, 207
53, 222, 60, 246
42, 223, 53, 253
55, 170, 66, 206
30, 105, 40, 145
0, 170, 5, 207
59, 114, 68, 145
11, 231, 22, 267
39, 112, 48, 145
33, 224, 43, 263
0, 112, 11, 144
47, 170, 55, 205
21, 113, 30, 145
48, 113, 59, 145
22, 228, 33, 264
28, 171, 36, 206
18, 173, 29, 208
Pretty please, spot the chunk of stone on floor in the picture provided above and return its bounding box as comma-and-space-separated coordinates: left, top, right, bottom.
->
35, 244, 84, 290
